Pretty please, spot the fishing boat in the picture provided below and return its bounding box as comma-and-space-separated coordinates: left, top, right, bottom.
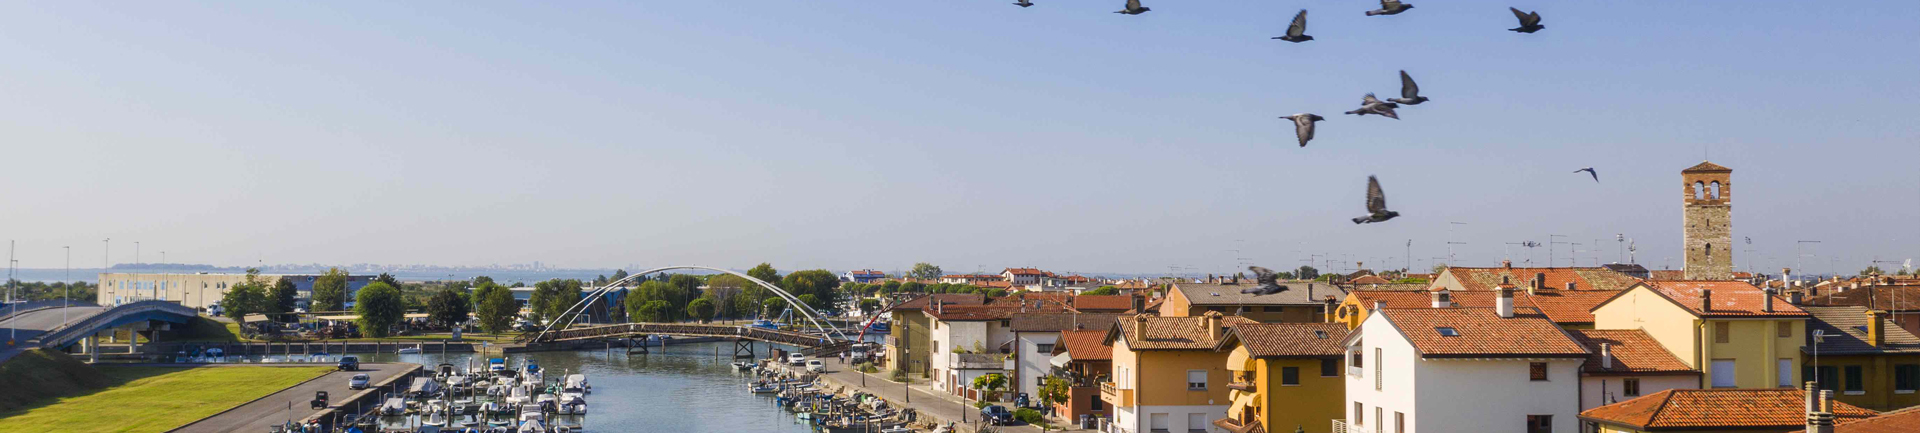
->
748, 383, 780, 394
730, 361, 755, 372
396, 344, 423, 354
487, 358, 508, 374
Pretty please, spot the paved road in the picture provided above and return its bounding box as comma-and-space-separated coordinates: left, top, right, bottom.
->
1, 305, 106, 348
172, 363, 416, 433
819, 359, 1084, 433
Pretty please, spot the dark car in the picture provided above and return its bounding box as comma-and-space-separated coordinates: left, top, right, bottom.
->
337, 356, 359, 371
979, 405, 1014, 426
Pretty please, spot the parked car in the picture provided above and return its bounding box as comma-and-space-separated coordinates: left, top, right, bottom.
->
788, 353, 806, 366
337, 356, 359, 371
348, 373, 370, 390
979, 405, 1014, 425
806, 360, 826, 373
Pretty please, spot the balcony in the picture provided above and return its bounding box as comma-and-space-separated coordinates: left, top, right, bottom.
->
1100, 381, 1134, 408
1212, 418, 1260, 433
1227, 381, 1257, 393
1332, 419, 1351, 433
952, 353, 1009, 370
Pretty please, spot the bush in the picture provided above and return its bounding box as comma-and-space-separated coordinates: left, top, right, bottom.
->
973, 400, 991, 409
889, 369, 908, 382
1014, 408, 1045, 425
854, 362, 879, 373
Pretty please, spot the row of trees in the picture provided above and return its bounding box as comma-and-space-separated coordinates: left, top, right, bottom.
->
217, 268, 299, 322
623, 263, 847, 324
1, 280, 97, 302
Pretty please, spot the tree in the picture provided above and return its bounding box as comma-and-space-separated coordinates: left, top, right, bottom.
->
610, 269, 630, 284
747, 263, 781, 285
908, 263, 944, 280
797, 294, 825, 313
630, 299, 673, 323
629, 280, 694, 322
1862, 266, 1886, 276
354, 282, 405, 338
900, 281, 926, 293
1431, 263, 1450, 274
762, 297, 787, 317
782, 270, 842, 312
1295, 266, 1321, 280
473, 283, 518, 334
220, 269, 271, 321
1039, 376, 1073, 407
1083, 286, 1120, 296
970, 373, 1008, 400
311, 268, 350, 312
859, 299, 881, 315
528, 279, 583, 324
374, 273, 401, 289
427, 287, 470, 329
686, 298, 717, 323
267, 277, 298, 318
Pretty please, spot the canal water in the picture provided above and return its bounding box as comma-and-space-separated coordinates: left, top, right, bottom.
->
343, 341, 820, 432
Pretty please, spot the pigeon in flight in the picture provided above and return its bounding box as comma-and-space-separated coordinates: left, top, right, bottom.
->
1366, 0, 1414, 16
1509, 7, 1545, 33
1575, 167, 1598, 182
1241, 266, 1290, 296
1388, 70, 1429, 105
1273, 9, 1313, 42
1352, 175, 1401, 224
1014, 0, 1033, 7
1280, 113, 1325, 147
1344, 94, 1400, 119
1115, 0, 1149, 15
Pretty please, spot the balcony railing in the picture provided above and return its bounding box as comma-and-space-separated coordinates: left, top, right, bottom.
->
1332, 419, 1350, 433
1227, 381, 1257, 393
1100, 381, 1133, 408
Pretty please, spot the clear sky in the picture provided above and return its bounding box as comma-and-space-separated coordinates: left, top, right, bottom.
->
1, 1, 1915, 276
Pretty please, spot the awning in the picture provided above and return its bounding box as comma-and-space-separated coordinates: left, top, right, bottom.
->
1049, 352, 1072, 368
1226, 391, 1257, 421
1225, 346, 1253, 372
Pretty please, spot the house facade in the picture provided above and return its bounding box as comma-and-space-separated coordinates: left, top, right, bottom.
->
1342, 286, 1589, 433
1593, 281, 1808, 389
1213, 323, 1351, 433
1569, 329, 1702, 410
1103, 312, 1251, 433
1800, 306, 1920, 411
1010, 312, 1126, 401
884, 294, 986, 377
1051, 329, 1115, 424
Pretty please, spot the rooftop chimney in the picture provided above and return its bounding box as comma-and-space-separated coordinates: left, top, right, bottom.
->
1806, 389, 1836, 433
1496, 284, 1515, 318
1600, 343, 1612, 370
1533, 273, 1547, 294
1503, 260, 1513, 269
1131, 294, 1145, 313
1700, 289, 1713, 312
1307, 283, 1315, 299
1133, 314, 1149, 343
1431, 288, 1452, 308
1206, 312, 1224, 342
1323, 298, 1339, 323
1791, 291, 1804, 306
1373, 300, 1386, 311
1764, 288, 1776, 313
1867, 309, 1887, 347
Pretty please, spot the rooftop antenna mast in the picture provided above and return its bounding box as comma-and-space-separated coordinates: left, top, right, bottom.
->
1616, 234, 1625, 264
1446, 222, 1468, 266
1549, 235, 1567, 267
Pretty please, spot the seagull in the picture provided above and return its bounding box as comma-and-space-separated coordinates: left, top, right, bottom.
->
1241, 266, 1290, 296
1280, 114, 1325, 147
1344, 93, 1400, 119
1352, 175, 1400, 224
1014, 0, 1033, 7
1366, 0, 1413, 16
1115, 0, 1149, 15
1509, 7, 1544, 33
1388, 70, 1429, 105
1273, 9, 1313, 42
1575, 167, 1598, 182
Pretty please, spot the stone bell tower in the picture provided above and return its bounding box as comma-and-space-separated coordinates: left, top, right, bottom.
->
1682, 161, 1733, 280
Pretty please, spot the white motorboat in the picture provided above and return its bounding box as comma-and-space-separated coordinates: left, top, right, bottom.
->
563, 374, 589, 394
397, 344, 423, 354
379, 397, 408, 416
422, 405, 449, 427
557, 393, 587, 415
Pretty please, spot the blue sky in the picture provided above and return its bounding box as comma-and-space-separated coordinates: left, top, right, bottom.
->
1, 1, 1915, 276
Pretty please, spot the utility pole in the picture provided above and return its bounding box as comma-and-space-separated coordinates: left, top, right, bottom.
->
134, 241, 140, 266
103, 238, 110, 270
8, 240, 15, 345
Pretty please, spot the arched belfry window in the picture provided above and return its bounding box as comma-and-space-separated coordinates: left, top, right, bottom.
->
1693, 181, 1706, 200
1709, 181, 1722, 199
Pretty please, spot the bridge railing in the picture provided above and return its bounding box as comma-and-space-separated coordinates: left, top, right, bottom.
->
32, 300, 196, 348
544, 322, 843, 348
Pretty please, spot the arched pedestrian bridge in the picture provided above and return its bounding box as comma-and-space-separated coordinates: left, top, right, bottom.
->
0, 300, 197, 363
529, 265, 860, 357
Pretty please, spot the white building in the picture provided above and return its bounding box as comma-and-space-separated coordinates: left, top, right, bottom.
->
1567, 329, 1701, 410
926, 304, 1018, 399
1008, 312, 1127, 400
1342, 285, 1589, 433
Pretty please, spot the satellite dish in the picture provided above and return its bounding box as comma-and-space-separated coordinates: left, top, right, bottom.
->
1906, 258, 1913, 270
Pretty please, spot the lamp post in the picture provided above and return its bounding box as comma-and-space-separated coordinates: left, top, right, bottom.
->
64, 246, 71, 324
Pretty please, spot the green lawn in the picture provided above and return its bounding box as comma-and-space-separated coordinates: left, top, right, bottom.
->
0, 366, 330, 432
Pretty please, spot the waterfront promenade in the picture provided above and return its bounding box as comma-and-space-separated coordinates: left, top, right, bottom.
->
170, 362, 417, 433
821, 358, 1093, 433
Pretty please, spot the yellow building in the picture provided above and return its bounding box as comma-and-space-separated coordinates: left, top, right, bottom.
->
1593, 281, 1808, 389
1103, 312, 1252, 433
1801, 306, 1920, 411
1213, 323, 1351, 433
1163, 281, 1338, 323
1579, 386, 1875, 433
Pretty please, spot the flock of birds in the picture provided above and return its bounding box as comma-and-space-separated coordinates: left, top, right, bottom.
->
1007, 0, 1571, 296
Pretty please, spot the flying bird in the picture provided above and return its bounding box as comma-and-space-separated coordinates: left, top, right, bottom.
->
1115, 0, 1149, 15
1509, 7, 1544, 33
1273, 9, 1313, 42
1388, 70, 1429, 105
1344, 94, 1400, 119
1366, 0, 1414, 16
1014, 0, 1033, 7
1352, 175, 1401, 224
1575, 167, 1598, 182
1280, 113, 1325, 147
1241, 266, 1290, 296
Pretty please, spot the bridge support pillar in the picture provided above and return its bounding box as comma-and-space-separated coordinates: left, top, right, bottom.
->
733, 339, 755, 359
129, 327, 140, 354
88, 335, 98, 363
627, 336, 648, 355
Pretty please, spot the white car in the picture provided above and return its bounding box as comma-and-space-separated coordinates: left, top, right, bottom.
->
788, 353, 806, 366
349, 373, 371, 390
806, 360, 826, 373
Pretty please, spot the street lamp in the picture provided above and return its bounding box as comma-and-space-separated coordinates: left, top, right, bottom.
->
64, 246, 71, 324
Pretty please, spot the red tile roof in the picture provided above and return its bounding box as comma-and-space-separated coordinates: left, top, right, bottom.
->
849, 269, 884, 276
1376, 307, 1589, 358
1220, 323, 1352, 358
1057, 330, 1113, 361
888, 294, 987, 312
1348, 275, 1393, 285
1625, 281, 1808, 317
1109, 313, 1255, 350
1568, 329, 1696, 375
1798, 406, 1920, 433
1004, 268, 1046, 276
1445, 266, 1645, 292
1682, 161, 1732, 173
1581, 389, 1875, 430
927, 305, 1037, 321
1525, 290, 1623, 324
1349, 290, 1616, 325
1648, 270, 1686, 281
1807, 285, 1920, 311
